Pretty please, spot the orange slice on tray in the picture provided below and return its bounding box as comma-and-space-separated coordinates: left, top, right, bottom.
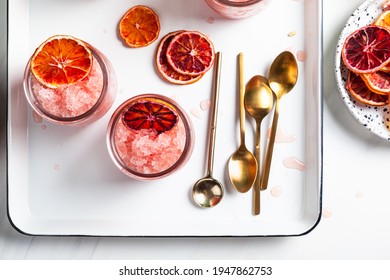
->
122, 100, 178, 134
166, 31, 215, 76
346, 70, 388, 106
30, 35, 92, 89
119, 5, 160, 48
361, 70, 390, 95
156, 31, 203, 85
342, 25, 390, 74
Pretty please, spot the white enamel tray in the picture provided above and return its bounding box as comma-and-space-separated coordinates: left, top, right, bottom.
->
7, 0, 323, 237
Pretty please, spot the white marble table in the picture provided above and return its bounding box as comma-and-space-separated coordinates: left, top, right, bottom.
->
1, 0, 390, 259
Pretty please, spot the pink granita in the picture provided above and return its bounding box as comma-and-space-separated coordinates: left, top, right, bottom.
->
31, 58, 103, 118
107, 94, 194, 180
114, 118, 186, 174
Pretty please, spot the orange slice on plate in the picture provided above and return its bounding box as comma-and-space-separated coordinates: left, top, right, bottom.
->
119, 5, 160, 48
346, 70, 388, 106
361, 70, 390, 95
374, 10, 390, 28
342, 25, 390, 74
30, 35, 92, 89
156, 31, 203, 85
122, 100, 178, 134
166, 31, 215, 76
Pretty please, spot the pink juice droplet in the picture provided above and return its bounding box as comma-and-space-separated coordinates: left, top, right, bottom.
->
190, 107, 202, 119
207, 16, 215, 24
32, 111, 43, 123
200, 99, 211, 111
270, 185, 282, 198
269, 126, 296, 143
322, 207, 333, 218
355, 191, 364, 199
297, 50, 306, 62
283, 156, 305, 171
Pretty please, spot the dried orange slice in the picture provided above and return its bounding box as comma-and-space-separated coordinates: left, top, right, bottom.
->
30, 35, 92, 89
122, 100, 178, 134
346, 70, 388, 106
342, 25, 390, 74
119, 5, 160, 48
166, 31, 215, 76
156, 31, 203, 85
374, 10, 390, 28
361, 70, 390, 95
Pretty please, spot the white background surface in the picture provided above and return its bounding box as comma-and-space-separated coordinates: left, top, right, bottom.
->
1, 0, 390, 259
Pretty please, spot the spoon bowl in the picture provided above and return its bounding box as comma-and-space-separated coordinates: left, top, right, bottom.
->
260, 51, 298, 191
244, 75, 274, 215
193, 177, 224, 208
228, 53, 257, 193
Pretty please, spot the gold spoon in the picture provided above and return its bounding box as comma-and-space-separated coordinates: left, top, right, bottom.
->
192, 52, 224, 208
228, 53, 257, 193
244, 75, 274, 215
260, 51, 298, 191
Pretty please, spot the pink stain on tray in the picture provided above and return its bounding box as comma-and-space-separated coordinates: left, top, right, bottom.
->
283, 156, 305, 171
31, 58, 103, 118
114, 119, 186, 174
268, 126, 296, 143
207, 16, 215, 24
322, 207, 333, 218
270, 185, 282, 198
200, 99, 211, 111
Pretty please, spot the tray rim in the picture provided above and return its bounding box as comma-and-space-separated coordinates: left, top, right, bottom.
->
5, 0, 324, 237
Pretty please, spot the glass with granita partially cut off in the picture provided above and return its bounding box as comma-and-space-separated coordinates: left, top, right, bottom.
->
23, 37, 117, 126
204, 0, 271, 19
107, 94, 195, 180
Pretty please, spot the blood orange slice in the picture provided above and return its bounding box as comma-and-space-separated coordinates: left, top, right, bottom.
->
122, 100, 178, 134
346, 70, 388, 106
361, 70, 390, 95
119, 5, 160, 48
342, 25, 390, 74
30, 35, 92, 89
156, 31, 203, 85
166, 31, 215, 76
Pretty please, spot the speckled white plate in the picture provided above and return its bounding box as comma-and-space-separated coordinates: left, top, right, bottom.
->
335, 0, 390, 141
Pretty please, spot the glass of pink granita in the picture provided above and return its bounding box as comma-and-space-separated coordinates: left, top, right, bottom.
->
23, 35, 116, 126
107, 94, 194, 180
204, 0, 271, 19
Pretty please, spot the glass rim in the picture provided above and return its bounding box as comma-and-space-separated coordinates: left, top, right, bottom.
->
23, 41, 110, 125
210, 0, 264, 7
107, 93, 195, 180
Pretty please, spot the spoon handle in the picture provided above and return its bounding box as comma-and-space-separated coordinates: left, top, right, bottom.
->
260, 98, 280, 191
238, 53, 246, 144
206, 52, 222, 177
253, 120, 261, 215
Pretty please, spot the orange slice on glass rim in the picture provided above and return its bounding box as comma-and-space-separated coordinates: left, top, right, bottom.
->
119, 5, 160, 48
346, 70, 388, 106
156, 31, 203, 85
166, 31, 215, 76
122, 100, 178, 134
30, 35, 92, 89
